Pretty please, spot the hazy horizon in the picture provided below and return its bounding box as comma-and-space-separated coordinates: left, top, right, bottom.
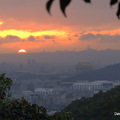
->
0, 49, 120, 69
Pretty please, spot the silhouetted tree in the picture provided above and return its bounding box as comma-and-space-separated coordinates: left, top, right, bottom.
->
64, 86, 120, 120
0, 74, 74, 120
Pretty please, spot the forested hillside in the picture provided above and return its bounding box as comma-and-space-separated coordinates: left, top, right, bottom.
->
64, 86, 120, 120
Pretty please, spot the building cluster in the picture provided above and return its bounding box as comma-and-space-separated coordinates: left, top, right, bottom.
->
72, 80, 115, 98
23, 87, 72, 111
22, 80, 120, 111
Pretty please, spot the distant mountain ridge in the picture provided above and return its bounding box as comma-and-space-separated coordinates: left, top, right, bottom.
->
67, 63, 120, 81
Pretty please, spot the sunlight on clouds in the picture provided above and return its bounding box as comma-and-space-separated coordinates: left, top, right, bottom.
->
86, 29, 120, 36
0, 29, 68, 39
1, 28, 120, 54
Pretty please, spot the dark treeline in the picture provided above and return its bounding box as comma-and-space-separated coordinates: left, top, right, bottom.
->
63, 85, 120, 120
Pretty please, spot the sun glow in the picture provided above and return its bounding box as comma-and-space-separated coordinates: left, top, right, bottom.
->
18, 49, 27, 53
0, 21, 3, 25
0, 29, 68, 39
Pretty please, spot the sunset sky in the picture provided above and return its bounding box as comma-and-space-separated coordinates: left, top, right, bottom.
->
0, 0, 120, 54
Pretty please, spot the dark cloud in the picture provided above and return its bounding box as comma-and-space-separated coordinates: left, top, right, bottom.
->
44, 35, 55, 39
52, 40, 56, 43
6, 35, 20, 40
32, 37, 45, 42
74, 32, 85, 38
79, 31, 86, 35
80, 33, 120, 43
80, 33, 96, 40
0, 35, 46, 44
28, 36, 35, 41
68, 38, 72, 41
74, 34, 78, 37
0, 35, 24, 44
99, 35, 120, 43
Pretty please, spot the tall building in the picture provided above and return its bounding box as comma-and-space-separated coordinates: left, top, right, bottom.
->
72, 81, 113, 92
72, 81, 114, 98
75, 62, 93, 74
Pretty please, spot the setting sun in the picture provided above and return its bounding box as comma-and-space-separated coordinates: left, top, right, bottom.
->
18, 49, 27, 53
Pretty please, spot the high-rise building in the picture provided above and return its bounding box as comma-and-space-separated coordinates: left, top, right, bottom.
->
75, 62, 93, 74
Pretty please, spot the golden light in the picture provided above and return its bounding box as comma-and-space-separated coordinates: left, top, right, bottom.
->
18, 49, 27, 53
0, 21, 3, 25
0, 29, 68, 39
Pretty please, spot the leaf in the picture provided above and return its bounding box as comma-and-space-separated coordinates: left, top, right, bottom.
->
60, 0, 72, 17
116, 2, 120, 19
110, 0, 118, 6
83, 0, 91, 3
46, 0, 54, 15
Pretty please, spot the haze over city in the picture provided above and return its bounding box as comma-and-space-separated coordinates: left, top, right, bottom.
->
0, 0, 120, 119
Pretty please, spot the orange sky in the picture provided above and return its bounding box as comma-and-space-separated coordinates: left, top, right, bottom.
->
0, 0, 120, 54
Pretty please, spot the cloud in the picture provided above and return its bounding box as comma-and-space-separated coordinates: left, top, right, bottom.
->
74, 34, 78, 37
80, 33, 96, 40
44, 35, 55, 39
31, 36, 45, 42
0, 35, 47, 44
52, 40, 56, 43
6, 35, 20, 40
74, 32, 86, 38
68, 38, 72, 40
0, 35, 24, 44
99, 35, 120, 43
79, 33, 120, 43
28, 36, 45, 42
28, 36, 35, 41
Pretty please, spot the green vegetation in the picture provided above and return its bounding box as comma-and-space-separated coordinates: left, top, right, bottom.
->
1, 73, 120, 120
64, 86, 120, 120
0, 74, 73, 120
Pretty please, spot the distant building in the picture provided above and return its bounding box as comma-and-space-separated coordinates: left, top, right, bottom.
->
35, 88, 54, 96
113, 80, 120, 87
75, 62, 93, 74
73, 81, 113, 93
72, 80, 120, 98
23, 89, 54, 107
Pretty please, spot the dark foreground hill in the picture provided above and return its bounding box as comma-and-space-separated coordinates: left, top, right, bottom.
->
67, 63, 120, 81
63, 86, 120, 120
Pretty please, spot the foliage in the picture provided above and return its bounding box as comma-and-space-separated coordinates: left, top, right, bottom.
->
46, 0, 120, 18
0, 74, 73, 120
50, 112, 75, 120
0, 98, 49, 120
63, 86, 120, 120
0, 73, 12, 100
